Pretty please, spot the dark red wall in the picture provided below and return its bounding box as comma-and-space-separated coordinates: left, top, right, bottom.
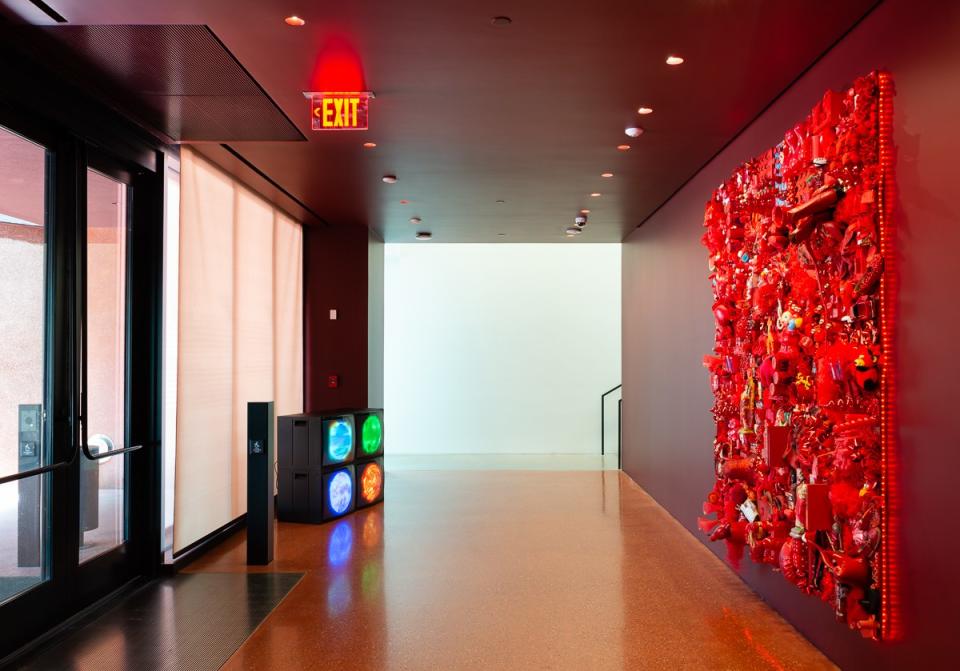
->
621, 0, 959, 668
304, 223, 370, 412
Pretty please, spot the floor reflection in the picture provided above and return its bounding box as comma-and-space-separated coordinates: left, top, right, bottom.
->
326, 572, 352, 617
327, 520, 354, 568
185, 471, 833, 670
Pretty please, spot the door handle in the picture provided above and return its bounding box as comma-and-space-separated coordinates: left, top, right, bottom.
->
81, 442, 145, 461
0, 416, 80, 485
0, 458, 74, 486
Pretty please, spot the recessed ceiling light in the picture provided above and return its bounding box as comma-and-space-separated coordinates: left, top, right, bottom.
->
637, 106, 653, 115
601, 172, 614, 178
666, 54, 684, 66
399, 199, 410, 204
382, 174, 397, 184
565, 227, 582, 236
363, 142, 377, 148
415, 231, 432, 240
285, 15, 305, 26
590, 192, 602, 197
497, 233, 506, 237
491, 16, 512, 26
410, 217, 422, 225
580, 209, 590, 214
625, 126, 643, 138
617, 144, 631, 151
496, 199, 505, 204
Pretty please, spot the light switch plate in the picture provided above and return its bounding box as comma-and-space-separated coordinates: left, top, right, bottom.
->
329, 309, 338, 320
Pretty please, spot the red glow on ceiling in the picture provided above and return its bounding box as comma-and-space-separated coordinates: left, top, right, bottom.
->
311, 37, 367, 91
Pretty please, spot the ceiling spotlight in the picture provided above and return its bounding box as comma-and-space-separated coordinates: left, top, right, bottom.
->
491, 16, 512, 26
617, 144, 631, 151
590, 192, 602, 197
580, 209, 591, 214
625, 126, 644, 138
284, 15, 306, 26
382, 174, 398, 184
415, 231, 432, 240
601, 172, 614, 178
565, 227, 582, 237
409, 217, 422, 225
666, 54, 684, 66
637, 106, 653, 115
363, 142, 377, 148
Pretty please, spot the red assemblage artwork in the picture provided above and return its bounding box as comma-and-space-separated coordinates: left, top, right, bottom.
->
698, 71, 898, 641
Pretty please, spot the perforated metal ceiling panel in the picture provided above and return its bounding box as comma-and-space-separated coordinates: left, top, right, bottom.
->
42, 24, 304, 142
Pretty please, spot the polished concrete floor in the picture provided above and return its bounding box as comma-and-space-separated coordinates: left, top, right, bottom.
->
189, 468, 836, 671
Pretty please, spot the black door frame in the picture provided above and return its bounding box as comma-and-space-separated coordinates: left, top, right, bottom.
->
72, 148, 163, 606
0, 57, 165, 659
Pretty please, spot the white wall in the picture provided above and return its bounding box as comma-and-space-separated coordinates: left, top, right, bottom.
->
384, 243, 620, 455
368, 231, 385, 408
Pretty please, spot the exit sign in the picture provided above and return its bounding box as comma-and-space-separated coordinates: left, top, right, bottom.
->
306, 91, 372, 131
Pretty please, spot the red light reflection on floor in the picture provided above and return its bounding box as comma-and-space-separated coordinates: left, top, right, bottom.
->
721, 608, 787, 671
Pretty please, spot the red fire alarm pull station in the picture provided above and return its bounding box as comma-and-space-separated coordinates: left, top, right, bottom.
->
328, 375, 339, 389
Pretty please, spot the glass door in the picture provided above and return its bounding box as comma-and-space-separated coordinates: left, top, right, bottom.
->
73, 153, 153, 603
0, 124, 50, 605
0, 91, 162, 663
79, 167, 130, 564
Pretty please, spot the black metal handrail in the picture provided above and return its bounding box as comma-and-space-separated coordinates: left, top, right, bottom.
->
617, 398, 622, 469
600, 383, 622, 457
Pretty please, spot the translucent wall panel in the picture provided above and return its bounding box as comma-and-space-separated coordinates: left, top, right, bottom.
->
174, 149, 303, 553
